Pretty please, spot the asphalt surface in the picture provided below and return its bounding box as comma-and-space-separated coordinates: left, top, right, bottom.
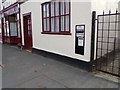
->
2, 44, 119, 88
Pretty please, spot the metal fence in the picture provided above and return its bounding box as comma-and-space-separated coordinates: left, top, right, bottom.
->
96, 10, 120, 77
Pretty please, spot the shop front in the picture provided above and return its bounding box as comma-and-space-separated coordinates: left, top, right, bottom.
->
2, 3, 22, 46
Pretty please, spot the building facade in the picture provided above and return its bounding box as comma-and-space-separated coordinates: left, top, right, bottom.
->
0, 0, 120, 69
1, 0, 27, 45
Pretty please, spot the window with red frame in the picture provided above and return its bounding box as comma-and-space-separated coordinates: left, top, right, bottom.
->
41, 0, 70, 34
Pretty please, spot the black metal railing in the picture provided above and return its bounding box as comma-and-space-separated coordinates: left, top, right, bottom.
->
96, 10, 120, 77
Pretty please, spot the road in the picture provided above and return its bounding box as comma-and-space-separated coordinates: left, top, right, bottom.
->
2, 44, 119, 88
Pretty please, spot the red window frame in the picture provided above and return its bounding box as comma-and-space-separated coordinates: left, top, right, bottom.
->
41, 0, 71, 35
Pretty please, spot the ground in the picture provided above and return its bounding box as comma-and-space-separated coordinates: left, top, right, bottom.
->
2, 43, 119, 88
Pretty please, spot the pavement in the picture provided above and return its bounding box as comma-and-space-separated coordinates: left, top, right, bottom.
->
2, 44, 119, 88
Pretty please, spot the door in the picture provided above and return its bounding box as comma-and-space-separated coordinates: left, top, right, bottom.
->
23, 13, 33, 50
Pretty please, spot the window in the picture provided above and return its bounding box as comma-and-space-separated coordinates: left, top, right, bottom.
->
41, 0, 70, 34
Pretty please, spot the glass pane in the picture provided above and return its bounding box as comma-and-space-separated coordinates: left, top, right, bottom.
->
28, 25, 31, 31
60, 2, 64, 15
28, 30, 31, 36
47, 18, 50, 31
55, 17, 59, 32
66, 2, 70, 14
4, 24, 6, 36
43, 4, 46, 17
46, 4, 49, 17
66, 15, 69, 31
51, 18, 54, 32
9, 16, 16, 22
10, 22, 17, 36
28, 19, 31, 25
44, 19, 47, 31
61, 16, 64, 31
55, 2, 59, 16
51, 2, 54, 16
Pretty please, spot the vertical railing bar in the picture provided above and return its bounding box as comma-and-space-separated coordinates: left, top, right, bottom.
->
112, 10, 117, 74
106, 10, 111, 72
100, 11, 105, 70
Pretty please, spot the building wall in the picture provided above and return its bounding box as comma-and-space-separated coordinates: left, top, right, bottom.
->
20, 0, 92, 62
2, 0, 18, 8
91, 0, 119, 60
20, 0, 119, 62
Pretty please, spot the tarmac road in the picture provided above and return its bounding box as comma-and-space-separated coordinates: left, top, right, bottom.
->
2, 44, 119, 88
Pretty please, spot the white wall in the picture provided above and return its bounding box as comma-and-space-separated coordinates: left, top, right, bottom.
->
2, 0, 17, 8
20, 0, 92, 62
92, 0, 119, 14
92, 0, 119, 60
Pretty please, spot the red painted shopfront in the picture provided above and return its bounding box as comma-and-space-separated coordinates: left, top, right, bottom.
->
2, 3, 22, 46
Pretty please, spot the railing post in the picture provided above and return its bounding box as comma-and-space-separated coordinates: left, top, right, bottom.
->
90, 11, 96, 71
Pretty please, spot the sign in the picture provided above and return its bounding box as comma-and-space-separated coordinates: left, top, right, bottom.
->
75, 25, 85, 55
78, 38, 83, 46
76, 25, 85, 46
4, 6, 19, 16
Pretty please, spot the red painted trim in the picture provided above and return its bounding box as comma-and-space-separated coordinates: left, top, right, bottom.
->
64, 2, 66, 31
69, 2, 71, 33
41, 5, 44, 32
23, 12, 31, 17
54, 2, 56, 32
59, 1, 61, 32
49, 3, 51, 32
41, 32, 71, 35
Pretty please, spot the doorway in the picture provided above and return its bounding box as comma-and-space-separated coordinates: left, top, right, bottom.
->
23, 12, 33, 51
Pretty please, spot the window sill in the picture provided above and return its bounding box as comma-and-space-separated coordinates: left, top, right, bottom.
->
41, 32, 72, 35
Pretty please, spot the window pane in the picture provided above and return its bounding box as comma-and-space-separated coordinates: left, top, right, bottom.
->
55, 2, 59, 16
51, 18, 54, 32
44, 19, 47, 31
46, 4, 49, 17
61, 16, 64, 31
60, 2, 64, 15
28, 30, 31, 36
28, 25, 31, 34
10, 22, 17, 36
66, 2, 70, 14
51, 2, 54, 16
47, 18, 50, 31
4, 24, 6, 36
55, 17, 59, 32
43, 5, 46, 17
66, 15, 69, 31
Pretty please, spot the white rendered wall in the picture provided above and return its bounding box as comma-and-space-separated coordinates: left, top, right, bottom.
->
91, 0, 119, 60
20, 0, 92, 62
2, 0, 18, 8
